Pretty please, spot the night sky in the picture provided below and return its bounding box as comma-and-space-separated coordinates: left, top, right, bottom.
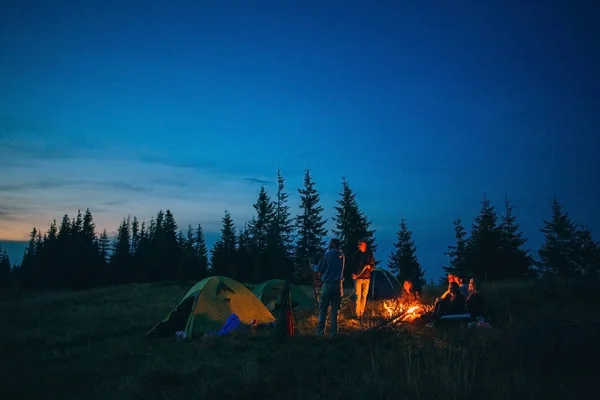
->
1, 0, 599, 279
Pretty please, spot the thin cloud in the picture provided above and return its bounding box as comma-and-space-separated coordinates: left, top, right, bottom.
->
244, 177, 275, 186
0, 154, 261, 240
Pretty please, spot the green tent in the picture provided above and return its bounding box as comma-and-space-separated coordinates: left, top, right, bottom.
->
146, 276, 275, 339
252, 279, 314, 312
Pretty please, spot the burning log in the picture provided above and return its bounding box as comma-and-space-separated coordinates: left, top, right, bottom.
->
375, 299, 435, 329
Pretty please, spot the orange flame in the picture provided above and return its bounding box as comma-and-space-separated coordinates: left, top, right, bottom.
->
381, 299, 433, 322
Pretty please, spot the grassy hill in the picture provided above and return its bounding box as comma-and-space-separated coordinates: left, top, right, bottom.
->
1, 280, 599, 400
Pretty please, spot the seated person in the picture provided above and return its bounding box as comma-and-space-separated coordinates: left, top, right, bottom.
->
400, 280, 420, 304
457, 276, 469, 297
438, 273, 457, 300
466, 278, 485, 319
432, 281, 466, 321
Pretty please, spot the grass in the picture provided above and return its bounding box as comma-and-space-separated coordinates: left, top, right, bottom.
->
1, 279, 599, 400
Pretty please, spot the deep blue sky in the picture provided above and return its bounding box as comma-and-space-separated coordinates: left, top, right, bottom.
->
1, 0, 599, 279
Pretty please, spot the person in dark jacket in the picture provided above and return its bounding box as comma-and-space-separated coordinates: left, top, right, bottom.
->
466, 278, 485, 319
432, 281, 466, 320
313, 238, 345, 337
351, 239, 375, 319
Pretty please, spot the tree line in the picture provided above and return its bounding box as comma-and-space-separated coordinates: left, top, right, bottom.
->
0, 169, 598, 290
442, 196, 600, 282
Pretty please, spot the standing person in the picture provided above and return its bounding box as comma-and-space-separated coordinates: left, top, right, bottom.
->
351, 239, 375, 319
313, 239, 345, 338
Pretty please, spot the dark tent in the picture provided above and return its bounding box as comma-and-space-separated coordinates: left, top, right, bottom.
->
368, 269, 402, 300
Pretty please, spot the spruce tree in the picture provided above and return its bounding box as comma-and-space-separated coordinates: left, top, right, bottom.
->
0, 245, 11, 287
19, 227, 39, 288
134, 220, 150, 282
266, 170, 295, 280
43, 220, 60, 287
109, 217, 132, 284
464, 194, 503, 281
573, 225, 600, 277
130, 216, 140, 255
160, 210, 180, 281
443, 217, 468, 277
498, 196, 535, 279
538, 198, 580, 277
294, 168, 328, 283
194, 224, 209, 280
247, 186, 276, 280
72, 210, 83, 237
177, 225, 207, 282
331, 177, 377, 283
176, 229, 191, 280
98, 229, 110, 266
210, 210, 237, 277
388, 216, 425, 291
74, 208, 101, 289
56, 214, 73, 287
236, 224, 253, 282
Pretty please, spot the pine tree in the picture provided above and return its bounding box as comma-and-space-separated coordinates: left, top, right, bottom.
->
160, 210, 180, 281
43, 220, 60, 287
236, 224, 253, 282
130, 216, 140, 255
266, 170, 295, 280
176, 229, 189, 280
0, 245, 11, 287
574, 225, 600, 277
98, 229, 110, 265
388, 216, 425, 291
464, 194, 503, 281
194, 224, 209, 280
210, 210, 238, 277
538, 198, 580, 277
177, 225, 205, 282
294, 168, 328, 283
109, 217, 132, 284
134, 220, 150, 282
74, 208, 101, 289
19, 227, 39, 288
56, 214, 73, 287
332, 177, 377, 283
443, 217, 468, 277
47, 220, 58, 240
247, 186, 276, 281
498, 196, 535, 279
72, 210, 83, 237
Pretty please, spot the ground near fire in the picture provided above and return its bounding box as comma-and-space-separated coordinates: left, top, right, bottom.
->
1, 279, 599, 400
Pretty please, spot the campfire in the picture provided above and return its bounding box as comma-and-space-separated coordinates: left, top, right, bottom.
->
381, 299, 434, 322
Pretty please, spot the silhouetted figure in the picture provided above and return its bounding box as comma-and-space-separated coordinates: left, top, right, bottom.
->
432, 281, 466, 322
274, 280, 295, 341
439, 273, 458, 300
466, 278, 485, 319
457, 276, 469, 297
313, 238, 345, 337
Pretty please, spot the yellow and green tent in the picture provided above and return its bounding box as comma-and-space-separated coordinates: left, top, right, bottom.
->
146, 276, 275, 339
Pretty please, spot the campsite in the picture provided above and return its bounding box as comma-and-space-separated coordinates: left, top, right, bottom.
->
1, 276, 599, 400
2, 3, 599, 399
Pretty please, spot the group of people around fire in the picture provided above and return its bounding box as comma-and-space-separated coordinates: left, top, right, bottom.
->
312, 238, 486, 337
